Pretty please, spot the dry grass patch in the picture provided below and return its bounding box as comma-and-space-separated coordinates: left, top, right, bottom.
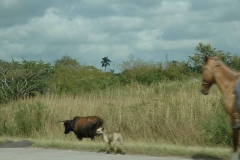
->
0, 79, 232, 158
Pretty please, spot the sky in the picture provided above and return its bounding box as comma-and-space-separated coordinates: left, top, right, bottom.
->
0, 0, 240, 72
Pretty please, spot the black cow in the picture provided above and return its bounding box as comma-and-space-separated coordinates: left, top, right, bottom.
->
59, 116, 103, 141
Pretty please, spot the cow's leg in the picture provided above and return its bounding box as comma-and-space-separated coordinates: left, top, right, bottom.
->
90, 137, 95, 141
77, 137, 83, 141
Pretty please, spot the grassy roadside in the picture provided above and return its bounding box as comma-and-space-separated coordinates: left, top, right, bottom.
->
0, 136, 231, 159
0, 79, 234, 159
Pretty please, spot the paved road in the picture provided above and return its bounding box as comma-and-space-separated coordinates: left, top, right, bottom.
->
0, 148, 192, 160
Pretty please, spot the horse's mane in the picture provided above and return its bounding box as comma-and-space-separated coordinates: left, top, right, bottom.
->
216, 59, 240, 76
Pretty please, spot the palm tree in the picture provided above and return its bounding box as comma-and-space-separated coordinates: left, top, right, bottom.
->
101, 57, 111, 72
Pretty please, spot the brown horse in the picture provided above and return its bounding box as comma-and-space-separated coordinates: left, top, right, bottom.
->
201, 57, 240, 160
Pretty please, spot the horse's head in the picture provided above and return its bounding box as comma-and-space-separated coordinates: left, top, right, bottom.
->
200, 56, 219, 95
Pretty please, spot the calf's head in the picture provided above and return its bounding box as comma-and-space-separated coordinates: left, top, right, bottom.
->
96, 127, 105, 135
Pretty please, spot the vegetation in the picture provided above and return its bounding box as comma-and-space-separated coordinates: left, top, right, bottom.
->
0, 59, 51, 103
1, 43, 240, 103
101, 56, 111, 72
0, 80, 232, 159
0, 43, 239, 159
188, 42, 240, 72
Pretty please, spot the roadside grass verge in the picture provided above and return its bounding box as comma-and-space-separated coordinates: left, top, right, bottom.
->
0, 136, 231, 160
0, 79, 233, 159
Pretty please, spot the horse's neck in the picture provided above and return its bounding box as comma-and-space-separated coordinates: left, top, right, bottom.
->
214, 64, 240, 94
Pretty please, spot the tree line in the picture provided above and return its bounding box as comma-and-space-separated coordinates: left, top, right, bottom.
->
1, 43, 240, 103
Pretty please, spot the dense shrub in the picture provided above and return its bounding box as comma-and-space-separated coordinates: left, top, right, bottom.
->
188, 42, 239, 73
0, 119, 13, 136
1, 44, 239, 101
230, 55, 240, 71
199, 102, 232, 146
0, 59, 51, 103
0, 102, 49, 136
162, 61, 194, 80
14, 102, 49, 136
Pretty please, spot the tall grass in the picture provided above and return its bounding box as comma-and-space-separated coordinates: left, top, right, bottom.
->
0, 78, 231, 147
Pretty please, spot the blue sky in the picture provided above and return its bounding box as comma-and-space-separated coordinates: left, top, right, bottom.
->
0, 0, 240, 71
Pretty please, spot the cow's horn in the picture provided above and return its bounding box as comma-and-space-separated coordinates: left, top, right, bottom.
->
59, 120, 65, 123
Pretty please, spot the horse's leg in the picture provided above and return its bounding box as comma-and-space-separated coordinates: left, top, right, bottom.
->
232, 117, 239, 160
222, 94, 239, 159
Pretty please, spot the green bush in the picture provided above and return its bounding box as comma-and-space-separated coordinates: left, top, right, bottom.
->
0, 120, 14, 136
199, 103, 232, 146
0, 59, 51, 103
0, 109, 14, 136
162, 61, 193, 80
14, 102, 48, 136
119, 56, 164, 85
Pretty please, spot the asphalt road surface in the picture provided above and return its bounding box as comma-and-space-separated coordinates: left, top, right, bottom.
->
0, 148, 193, 160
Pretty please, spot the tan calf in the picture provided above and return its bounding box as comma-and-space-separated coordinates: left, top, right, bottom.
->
96, 127, 125, 154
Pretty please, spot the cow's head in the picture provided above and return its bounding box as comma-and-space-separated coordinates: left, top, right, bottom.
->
59, 116, 80, 134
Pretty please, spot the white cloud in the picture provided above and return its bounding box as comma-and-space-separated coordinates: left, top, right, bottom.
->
1, 0, 19, 7
0, 0, 240, 71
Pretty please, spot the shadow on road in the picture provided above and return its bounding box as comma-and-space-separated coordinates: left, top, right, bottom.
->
0, 140, 33, 148
191, 153, 224, 160
98, 148, 125, 155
